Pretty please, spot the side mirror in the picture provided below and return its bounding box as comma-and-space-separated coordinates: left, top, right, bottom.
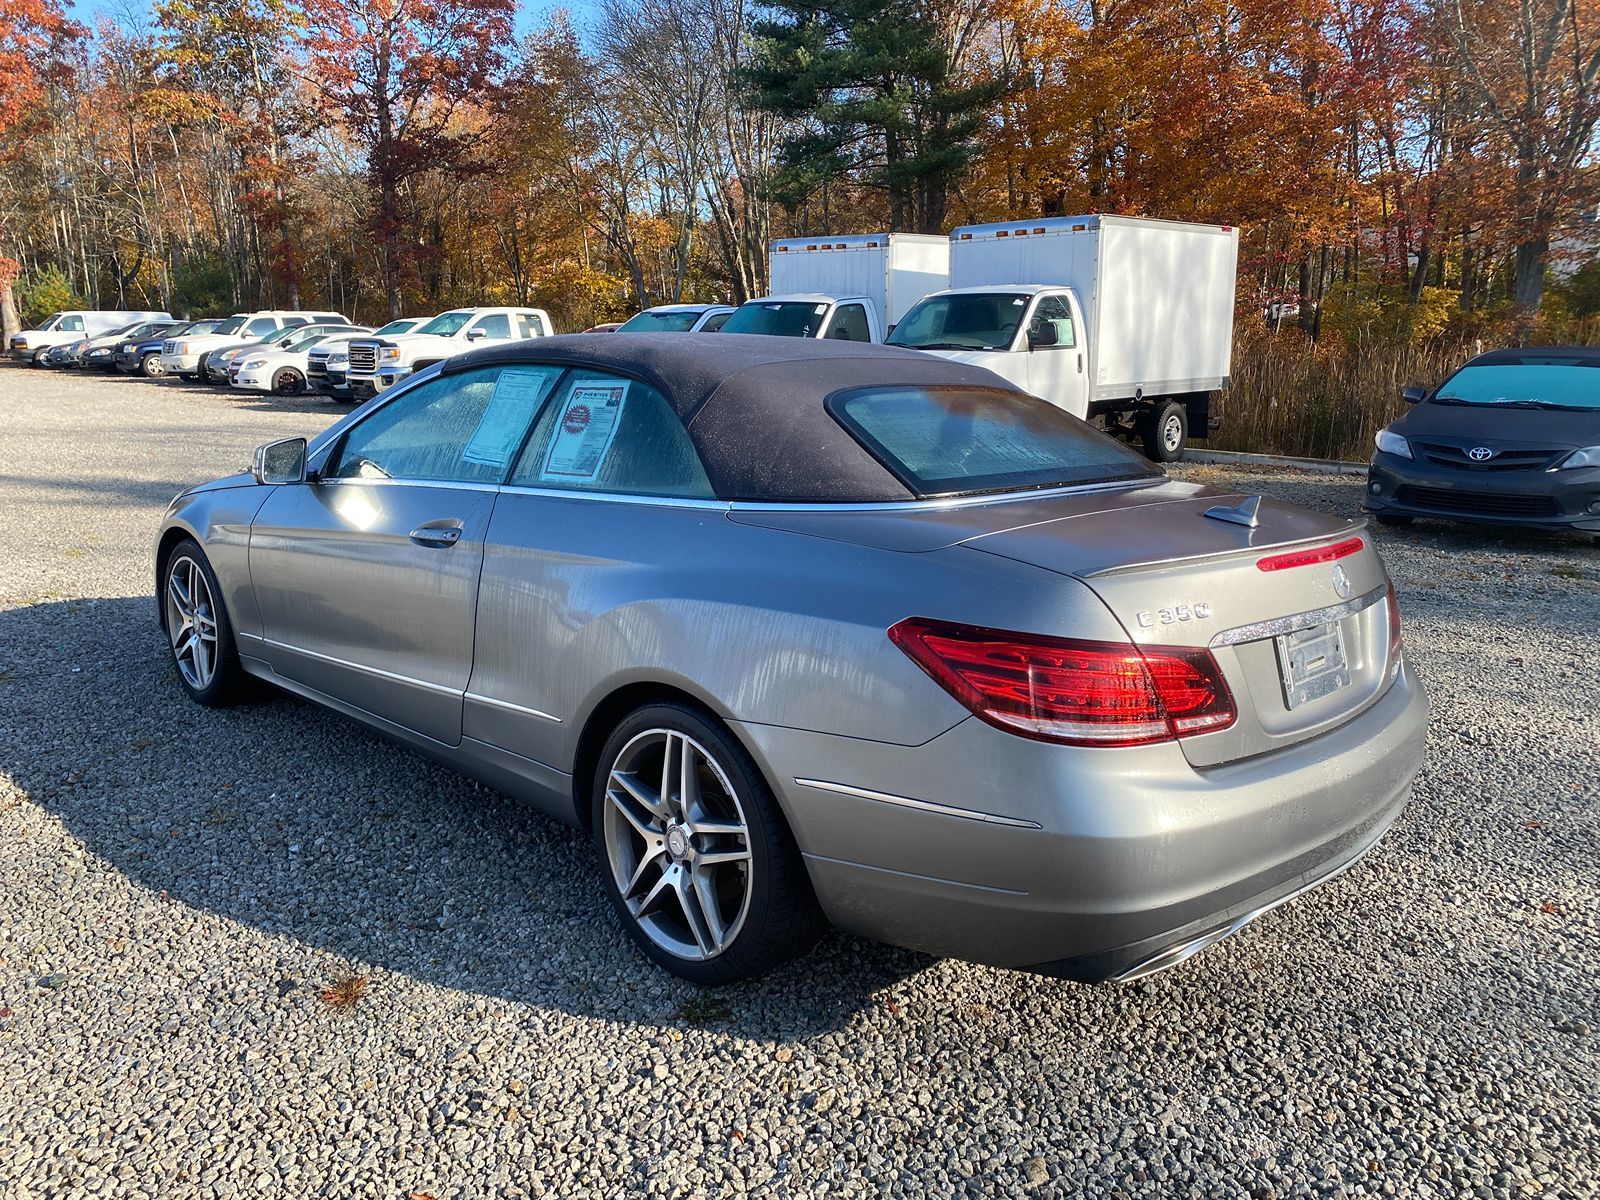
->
1400, 386, 1426, 404
464, 328, 487, 341
253, 437, 307, 485
1028, 323, 1059, 349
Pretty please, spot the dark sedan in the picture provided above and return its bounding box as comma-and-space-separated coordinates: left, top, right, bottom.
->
115, 320, 223, 377
1366, 347, 1600, 538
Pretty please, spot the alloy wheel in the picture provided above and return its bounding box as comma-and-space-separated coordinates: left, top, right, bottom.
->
601, 729, 754, 961
273, 368, 304, 395
165, 555, 219, 690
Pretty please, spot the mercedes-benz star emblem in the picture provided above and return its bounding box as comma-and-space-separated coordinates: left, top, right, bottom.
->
1468, 446, 1494, 461
1331, 564, 1351, 599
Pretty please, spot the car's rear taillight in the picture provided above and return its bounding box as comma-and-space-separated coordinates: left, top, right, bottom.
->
888, 618, 1235, 747
1386, 581, 1403, 667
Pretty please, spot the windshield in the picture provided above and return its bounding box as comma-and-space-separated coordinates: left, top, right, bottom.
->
830, 385, 1159, 497
1432, 361, 1600, 410
721, 301, 829, 338
36, 313, 63, 330
182, 320, 223, 336
212, 316, 246, 336
886, 293, 1032, 352
260, 325, 305, 346
416, 311, 473, 336
373, 319, 416, 335
618, 309, 701, 333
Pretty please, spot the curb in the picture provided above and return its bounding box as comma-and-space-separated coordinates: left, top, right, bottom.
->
1181, 448, 1369, 477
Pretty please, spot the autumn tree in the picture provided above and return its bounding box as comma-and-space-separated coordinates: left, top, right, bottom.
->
0, 0, 81, 338
298, 0, 516, 318
1450, 0, 1600, 312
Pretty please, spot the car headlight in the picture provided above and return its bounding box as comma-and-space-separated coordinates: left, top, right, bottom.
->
379, 346, 400, 362
241, 358, 268, 370
88, 347, 109, 356
1555, 446, 1600, 469
173, 342, 188, 354
1374, 428, 1412, 460
328, 354, 348, 365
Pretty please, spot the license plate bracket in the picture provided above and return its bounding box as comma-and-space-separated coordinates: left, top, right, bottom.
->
1275, 619, 1350, 709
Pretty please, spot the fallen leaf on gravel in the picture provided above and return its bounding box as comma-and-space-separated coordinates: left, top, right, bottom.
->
406, 1193, 437, 1200
0, 1006, 13, 1018
730, 1129, 745, 1143
1539, 902, 1561, 915
773, 1046, 793, 1062
1522, 820, 1543, 830
319, 975, 369, 1010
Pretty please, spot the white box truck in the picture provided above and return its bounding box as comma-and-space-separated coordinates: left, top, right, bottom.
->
720, 234, 950, 342
885, 215, 1239, 460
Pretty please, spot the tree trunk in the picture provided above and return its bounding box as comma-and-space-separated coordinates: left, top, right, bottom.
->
1513, 234, 1548, 314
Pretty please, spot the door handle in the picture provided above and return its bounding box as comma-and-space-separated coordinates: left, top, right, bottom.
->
1077, 353, 1084, 374
409, 525, 462, 547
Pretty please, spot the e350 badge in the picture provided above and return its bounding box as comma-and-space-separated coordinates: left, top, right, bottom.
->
1135, 602, 1213, 629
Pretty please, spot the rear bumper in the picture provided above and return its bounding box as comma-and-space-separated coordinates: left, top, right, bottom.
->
1365, 453, 1600, 532
738, 659, 1427, 979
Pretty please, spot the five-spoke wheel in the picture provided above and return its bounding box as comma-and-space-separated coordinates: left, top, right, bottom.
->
592, 704, 822, 983
162, 540, 247, 706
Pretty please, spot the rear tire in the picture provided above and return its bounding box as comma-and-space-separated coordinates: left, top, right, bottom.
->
590, 703, 824, 985
1142, 400, 1187, 463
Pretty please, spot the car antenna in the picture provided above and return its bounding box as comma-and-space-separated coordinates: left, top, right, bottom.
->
1203, 496, 1262, 528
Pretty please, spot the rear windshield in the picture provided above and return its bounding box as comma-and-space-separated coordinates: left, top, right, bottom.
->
829, 385, 1159, 497
1434, 361, 1600, 411
721, 301, 828, 338
618, 310, 701, 333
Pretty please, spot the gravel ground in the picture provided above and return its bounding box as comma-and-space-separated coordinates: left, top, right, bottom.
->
1, 365, 1597, 1199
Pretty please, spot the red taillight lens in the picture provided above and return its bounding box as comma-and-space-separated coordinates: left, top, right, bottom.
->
888, 618, 1235, 747
1255, 536, 1365, 572
1386, 581, 1403, 663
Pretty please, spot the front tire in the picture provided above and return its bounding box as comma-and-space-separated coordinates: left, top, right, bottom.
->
591, 703, 824, 984
140, 352, 166, 378
161, 540, 249, 707
1142, 400, 1187, 462
271, 367, 305, 396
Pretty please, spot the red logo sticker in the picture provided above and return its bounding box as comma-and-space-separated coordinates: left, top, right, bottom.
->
562, 404, 591, 436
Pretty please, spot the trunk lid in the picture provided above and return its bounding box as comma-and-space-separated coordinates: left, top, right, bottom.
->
732, 480, 1398, 767
962, 493, 1394, 767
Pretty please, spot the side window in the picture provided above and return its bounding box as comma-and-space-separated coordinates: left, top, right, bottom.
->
699, 310, 731, 332
60, 315, 84, 332
510, 370, 714, 499
828, 304, 871, 342
515, 313, 545, 338
328, 365, 562, 485
245, 318, 278, 336
1029, 295, 1076, 348
474, 314, 511, 339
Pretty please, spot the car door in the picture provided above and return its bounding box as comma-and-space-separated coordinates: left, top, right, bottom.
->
465, 368, 721, 771
1023, 292, 1089, 418
823, 303, 872, 342
248, 363, 561, 745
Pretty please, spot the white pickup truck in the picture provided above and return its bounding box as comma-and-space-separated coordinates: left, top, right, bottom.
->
158, 310, 347, 380
720, 234, 949, 343
344, 307, 554, 399
887, 215, 1238, 461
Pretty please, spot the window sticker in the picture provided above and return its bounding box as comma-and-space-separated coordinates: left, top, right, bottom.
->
539, 380, 630, 482
463, 369, 557, 468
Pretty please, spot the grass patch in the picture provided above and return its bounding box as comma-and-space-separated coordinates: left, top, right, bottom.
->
676, 994, 732, 1026
319, 975, 369, 1012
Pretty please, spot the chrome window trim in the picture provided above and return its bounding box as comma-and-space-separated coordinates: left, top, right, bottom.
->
464, 692, 563, 723
794, 777, 1043, 829
263, 638, 459, 696
1208, 583, 1387, 648
313, 476, 503, 495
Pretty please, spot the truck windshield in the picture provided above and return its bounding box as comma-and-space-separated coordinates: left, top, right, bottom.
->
416, 311, 473, 336
829, 385, 1159, 498
886, 293, 1032, 352
184, 320, 223, 336
721, 301, 829, 338
373, 319, 417, 335
212, 317, 247, 336
36, 313, 63, 330
618, 309, 701, 333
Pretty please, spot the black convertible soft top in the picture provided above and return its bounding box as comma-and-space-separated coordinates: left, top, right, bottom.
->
448, 333, 1026, 502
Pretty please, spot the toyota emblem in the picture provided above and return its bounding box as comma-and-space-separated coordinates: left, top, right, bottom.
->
1468, 446, 1494, 461
1331, 564, 1351, 599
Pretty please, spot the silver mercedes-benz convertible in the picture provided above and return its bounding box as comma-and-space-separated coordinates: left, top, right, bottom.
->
156, 334, 1427, 985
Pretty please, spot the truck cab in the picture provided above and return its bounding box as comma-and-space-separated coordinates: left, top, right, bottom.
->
719, 294, 881, 342
887, 216, 1239, 462
345, 306, 553, 399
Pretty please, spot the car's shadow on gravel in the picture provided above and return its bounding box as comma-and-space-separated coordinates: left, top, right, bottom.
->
0, 595, 926, 1035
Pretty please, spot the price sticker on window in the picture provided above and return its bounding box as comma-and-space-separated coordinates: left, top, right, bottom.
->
540, 381, 629, 483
